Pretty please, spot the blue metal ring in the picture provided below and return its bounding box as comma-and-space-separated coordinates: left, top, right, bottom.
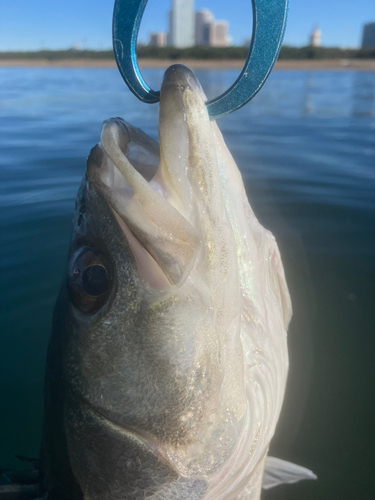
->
113, 0, 288, 119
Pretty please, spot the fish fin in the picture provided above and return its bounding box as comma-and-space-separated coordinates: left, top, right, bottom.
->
262, 456, 317, 490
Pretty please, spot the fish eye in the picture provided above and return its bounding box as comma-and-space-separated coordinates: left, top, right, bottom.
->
81, 265, 108, 296
67, 247, 114, 314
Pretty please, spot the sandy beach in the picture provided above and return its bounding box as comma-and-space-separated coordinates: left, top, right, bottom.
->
0, 58, 375, 70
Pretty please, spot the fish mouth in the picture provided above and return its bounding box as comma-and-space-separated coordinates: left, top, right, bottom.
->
86, 65, 210, 288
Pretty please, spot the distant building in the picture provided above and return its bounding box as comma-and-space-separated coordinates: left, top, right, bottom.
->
195, 9, 214, 46
195, 9, 229, 47
309, 26, 321, 47
148, 32, 167, 47
362, 22, 375, 48
167, 0, 194, 48
208, 20, 229, 47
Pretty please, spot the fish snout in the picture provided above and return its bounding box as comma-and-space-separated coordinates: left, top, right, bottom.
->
161, 64, 204, 97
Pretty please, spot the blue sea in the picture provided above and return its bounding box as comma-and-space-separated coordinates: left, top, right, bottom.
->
0, 66, 374, 499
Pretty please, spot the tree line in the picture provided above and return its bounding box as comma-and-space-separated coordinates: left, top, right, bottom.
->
1, 46, 374, 60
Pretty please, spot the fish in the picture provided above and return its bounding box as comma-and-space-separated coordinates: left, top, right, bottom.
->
28, 64, 315, 499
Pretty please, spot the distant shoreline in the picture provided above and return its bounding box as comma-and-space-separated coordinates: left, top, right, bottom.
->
1, 58, 375, 70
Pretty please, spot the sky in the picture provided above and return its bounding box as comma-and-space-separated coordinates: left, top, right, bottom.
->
0, 0, 374, 51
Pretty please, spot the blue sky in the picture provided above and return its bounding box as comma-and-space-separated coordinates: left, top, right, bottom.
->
0, 0, 373, 51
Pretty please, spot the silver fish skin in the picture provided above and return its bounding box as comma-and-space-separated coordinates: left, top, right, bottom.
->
40, 65, 292, 500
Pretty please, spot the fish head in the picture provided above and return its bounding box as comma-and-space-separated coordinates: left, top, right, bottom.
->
45, 65, 292, 499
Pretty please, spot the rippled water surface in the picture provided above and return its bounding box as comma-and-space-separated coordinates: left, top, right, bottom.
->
1, 67, 374, 498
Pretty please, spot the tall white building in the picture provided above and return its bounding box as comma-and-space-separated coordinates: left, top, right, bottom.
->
195, 9, 214, 46
310, 26, 321, 47
167, 0, 195, 48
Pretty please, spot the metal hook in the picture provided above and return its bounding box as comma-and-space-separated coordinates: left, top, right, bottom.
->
112, 0, 288, 120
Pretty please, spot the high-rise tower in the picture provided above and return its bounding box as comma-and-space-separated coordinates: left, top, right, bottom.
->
362, 22, 375, 48
207, 21, 229, 47
309, 26, 321, 47
195, 9, 229, 47
167, 0, 194, 48
195, 9, 214, 46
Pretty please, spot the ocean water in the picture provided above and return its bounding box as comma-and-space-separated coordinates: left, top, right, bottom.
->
0, 67, 374, 499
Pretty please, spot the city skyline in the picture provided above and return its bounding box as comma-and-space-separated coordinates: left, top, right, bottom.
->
162, 5, 229, 48
0, 0, 374, 51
